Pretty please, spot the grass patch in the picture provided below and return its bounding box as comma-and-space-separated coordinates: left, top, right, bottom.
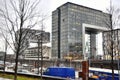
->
0, 73, 41, 80
0, 73, 14, 79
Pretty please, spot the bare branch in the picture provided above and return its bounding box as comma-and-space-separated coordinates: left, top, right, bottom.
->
0, 0, 46, 79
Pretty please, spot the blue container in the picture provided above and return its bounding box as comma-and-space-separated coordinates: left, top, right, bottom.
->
43, 67, 75, 79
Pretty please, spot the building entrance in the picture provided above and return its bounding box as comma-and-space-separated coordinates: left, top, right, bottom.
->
82, 23, 107, 59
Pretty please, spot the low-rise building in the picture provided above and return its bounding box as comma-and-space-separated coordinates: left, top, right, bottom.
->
103, 29, 120, 60
23, 46, 51, 60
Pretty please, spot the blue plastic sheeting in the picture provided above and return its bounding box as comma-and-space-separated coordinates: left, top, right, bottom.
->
43, 67, 75, 79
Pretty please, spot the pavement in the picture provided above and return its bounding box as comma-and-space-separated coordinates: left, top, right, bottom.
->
0, 78, 11, 80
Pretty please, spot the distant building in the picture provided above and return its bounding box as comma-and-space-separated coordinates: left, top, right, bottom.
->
103, 29, 120, 60
16, 28, 50, 44
0, 51, 5, 60
23, 46, 51, 60
52, 2, 110, 59
15, 28, 50, 60
6, 54, 15, 60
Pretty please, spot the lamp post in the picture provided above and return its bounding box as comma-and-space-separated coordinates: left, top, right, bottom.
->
35, 31, 43, 79
34, 33, 40, 75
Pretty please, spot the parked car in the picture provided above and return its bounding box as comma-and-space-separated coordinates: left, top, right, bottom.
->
17, 69, 32, 74
31, 67, 46, 74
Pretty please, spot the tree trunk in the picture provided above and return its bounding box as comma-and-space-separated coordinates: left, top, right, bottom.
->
3, 52, 6, 72
111, 57, 114, 80
14, 52, 19, 80
110, 14, 114, 80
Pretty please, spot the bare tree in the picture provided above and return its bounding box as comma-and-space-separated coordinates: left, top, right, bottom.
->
103, 1, 120, 80
0, 0, 44, 80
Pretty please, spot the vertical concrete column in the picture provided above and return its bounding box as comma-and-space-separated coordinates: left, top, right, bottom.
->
90, 33, 96, 59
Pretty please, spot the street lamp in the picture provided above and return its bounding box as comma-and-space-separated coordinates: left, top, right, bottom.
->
36, 35, 40, 75
35, 31, 43, 78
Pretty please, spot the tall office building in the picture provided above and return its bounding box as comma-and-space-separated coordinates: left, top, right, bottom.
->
52, 2, 110, 59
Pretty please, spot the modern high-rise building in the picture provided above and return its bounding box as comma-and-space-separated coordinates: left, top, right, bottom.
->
52, 2, 110, 59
